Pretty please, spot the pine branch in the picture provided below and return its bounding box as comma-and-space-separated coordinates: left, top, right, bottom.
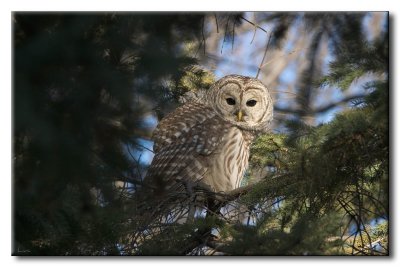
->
274, 93, 367, 115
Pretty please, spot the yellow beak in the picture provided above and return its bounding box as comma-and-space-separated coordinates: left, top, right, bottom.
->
236, 110, 243, 122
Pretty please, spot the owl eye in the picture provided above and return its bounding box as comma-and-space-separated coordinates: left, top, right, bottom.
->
226, 97, 236, 105
246, 100, 257, 107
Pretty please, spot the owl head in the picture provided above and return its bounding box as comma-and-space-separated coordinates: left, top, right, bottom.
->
205, 74, 273, 132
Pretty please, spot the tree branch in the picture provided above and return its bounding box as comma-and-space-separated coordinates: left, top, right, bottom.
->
239, 16, 268, 34
256, 32, 272, 79
274, 93, 367, 115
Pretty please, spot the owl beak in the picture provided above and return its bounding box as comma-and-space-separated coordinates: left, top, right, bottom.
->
236, 110, 243, 122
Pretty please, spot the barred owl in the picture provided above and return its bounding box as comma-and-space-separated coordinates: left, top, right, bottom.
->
146, 75, 273, 193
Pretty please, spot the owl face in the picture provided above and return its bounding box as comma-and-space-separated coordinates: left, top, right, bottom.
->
209, 75, 273, 131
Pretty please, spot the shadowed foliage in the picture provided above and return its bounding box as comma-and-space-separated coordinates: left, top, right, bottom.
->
13, 12, 388, 255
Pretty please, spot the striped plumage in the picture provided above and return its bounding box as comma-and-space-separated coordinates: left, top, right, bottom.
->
146, 75, 273, 193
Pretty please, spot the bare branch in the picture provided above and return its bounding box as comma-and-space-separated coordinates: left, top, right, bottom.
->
256, 32, 272, 79
221, 16, 230, 54
274, 93, 368, 115
250, 26, 257, 44
214, 13, 219, 33
202, 16, 206, 55
239, 16, 268, 34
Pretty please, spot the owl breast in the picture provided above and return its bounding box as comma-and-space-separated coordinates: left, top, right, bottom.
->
203, 126, 251, 192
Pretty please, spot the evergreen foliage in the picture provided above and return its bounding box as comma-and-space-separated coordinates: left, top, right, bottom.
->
13, 12, 205, 255
13, 12, 388, 255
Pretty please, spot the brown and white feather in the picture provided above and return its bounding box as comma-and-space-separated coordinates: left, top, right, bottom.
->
146, 75, 273, 194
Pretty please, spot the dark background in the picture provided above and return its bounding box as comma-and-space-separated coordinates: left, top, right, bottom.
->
12, 12, 388, 255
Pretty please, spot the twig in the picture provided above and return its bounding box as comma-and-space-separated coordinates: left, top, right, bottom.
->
135, 142, 154, 154
202, 16, 206, 55
260, 49, 299, 68
256, 32, 272, 79
250, 26, 257, 44
206, 240, 226, 253
232, 19, 235, 52
214, 13, 219, 33
126, 145, 143, 178
190, 182, 255, 205
239, 15, 268, 34
221, 16, 230, 54
273, 93, 368, 115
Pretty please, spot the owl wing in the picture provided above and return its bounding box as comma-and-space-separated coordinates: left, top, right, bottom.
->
147, 101, 229, 189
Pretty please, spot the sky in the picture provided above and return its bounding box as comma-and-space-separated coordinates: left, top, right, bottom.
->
1, 1, 398, 266
133, 11, 388, 172
213, 12, 388, 127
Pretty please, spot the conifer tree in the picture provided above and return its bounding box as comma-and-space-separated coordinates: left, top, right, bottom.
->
13, 12, 388, 255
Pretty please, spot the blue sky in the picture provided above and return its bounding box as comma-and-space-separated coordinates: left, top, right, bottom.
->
133, 12, 387, 171
214, 12, 387, 127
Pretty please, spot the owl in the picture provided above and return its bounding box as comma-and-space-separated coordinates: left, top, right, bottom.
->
146, 75, 273, 194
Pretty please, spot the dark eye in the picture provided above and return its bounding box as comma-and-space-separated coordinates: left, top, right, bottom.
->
246, 100, 257, 107
226, 97, 236, 105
